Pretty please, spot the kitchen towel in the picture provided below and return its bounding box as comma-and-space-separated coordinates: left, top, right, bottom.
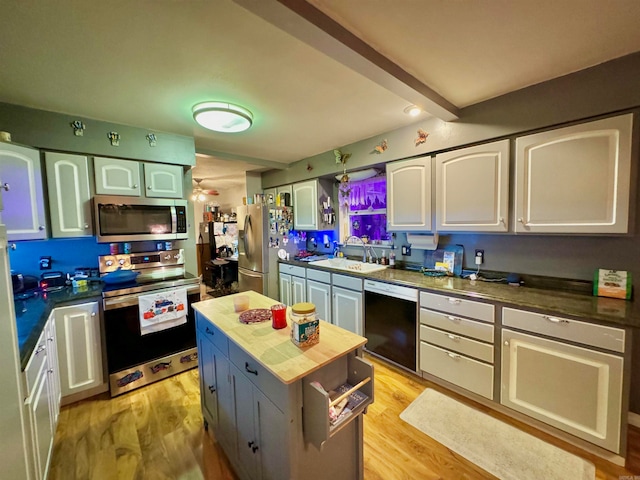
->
400, 388, 595, 480
139, 288, 188, 335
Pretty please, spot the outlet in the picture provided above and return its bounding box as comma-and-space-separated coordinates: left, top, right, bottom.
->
402, 245, 411, 256
475, 249, 484, 265
40, 256, 52, 270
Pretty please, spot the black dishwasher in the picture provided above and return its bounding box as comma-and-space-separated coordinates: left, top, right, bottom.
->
363, 280, 418, 372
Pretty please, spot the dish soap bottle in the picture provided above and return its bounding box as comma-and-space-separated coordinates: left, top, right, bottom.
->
381, 250, 388, 265
389, 245, 396, 268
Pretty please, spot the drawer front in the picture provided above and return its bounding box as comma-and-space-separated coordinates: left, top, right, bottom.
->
24, 330, 47, 396
279, 263, 306, 277
228, 341, 287, 411
502, 307, 625, 353
420, 291, 494, 322
196, 313, 228, 356
306, 268, 331, 283
332, 273, 363, 291
420, 325, 494, 363
420, 342, 494, 399
420, 308, 494, 343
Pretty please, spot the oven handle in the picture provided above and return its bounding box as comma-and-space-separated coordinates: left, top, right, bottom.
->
104, 284, 200, 310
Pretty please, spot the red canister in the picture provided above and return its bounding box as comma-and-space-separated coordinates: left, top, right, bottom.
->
270, 304, 287, 329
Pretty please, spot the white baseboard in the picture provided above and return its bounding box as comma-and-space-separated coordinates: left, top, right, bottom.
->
628, 411, 640, 428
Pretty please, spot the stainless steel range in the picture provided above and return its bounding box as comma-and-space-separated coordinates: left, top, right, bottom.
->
99, 249, 201, 396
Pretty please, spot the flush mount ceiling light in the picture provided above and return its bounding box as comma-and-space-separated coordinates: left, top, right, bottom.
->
404, 105, 422, 117
192, 102, 253, 133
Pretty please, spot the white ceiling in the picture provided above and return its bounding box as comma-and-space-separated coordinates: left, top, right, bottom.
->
1, 0, 640, 191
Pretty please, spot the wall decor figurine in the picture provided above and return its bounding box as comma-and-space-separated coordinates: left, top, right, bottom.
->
146, 133, 157, 146
333, 148, 351, 165
70, 120, 85, 136
307, 162, 313, 172
108, 131, 120, 146
373, 139, 388, 154
415, 129, 429, 146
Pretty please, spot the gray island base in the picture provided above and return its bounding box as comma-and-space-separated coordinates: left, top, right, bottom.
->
194, 291, 374, 480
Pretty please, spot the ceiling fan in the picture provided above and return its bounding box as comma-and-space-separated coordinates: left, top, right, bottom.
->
192, 178, 219, 201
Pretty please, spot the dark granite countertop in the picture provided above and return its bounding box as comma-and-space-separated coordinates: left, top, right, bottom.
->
16, 284, 104, 370
281, 259, 640, 329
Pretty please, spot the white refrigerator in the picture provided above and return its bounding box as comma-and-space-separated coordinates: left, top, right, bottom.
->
237, 204, 269, 296
0, 222, 31, 478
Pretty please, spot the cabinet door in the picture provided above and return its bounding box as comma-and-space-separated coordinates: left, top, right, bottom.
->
386, 156, 432, 232
435, 140, 509, 232
28, 358, 54, 480
279, 273, 292, 306
254, 387, 287, 480
231, 365, 259, 480
332, 286, 363, 335
501, 329, 623, 453
54, 302, 104, 398
0, 142, 47, 240
45, 315, 61, 427
293, 180, 318, 230
45, 152, 93, 237
307, 280, 331, 323
94, 157, 141, 196
514, 114, 632, 234
143, 163, 183, 198
292, 275, 306, 304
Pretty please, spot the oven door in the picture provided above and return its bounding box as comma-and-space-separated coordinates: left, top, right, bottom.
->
103, 286, 200, 394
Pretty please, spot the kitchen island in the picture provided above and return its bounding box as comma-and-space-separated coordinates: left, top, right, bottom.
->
193, 291, 374, 480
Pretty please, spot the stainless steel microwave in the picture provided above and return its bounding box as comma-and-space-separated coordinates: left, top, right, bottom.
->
94, 195, 188, 243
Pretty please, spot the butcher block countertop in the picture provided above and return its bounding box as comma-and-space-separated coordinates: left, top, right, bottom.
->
193, 291, 367, 384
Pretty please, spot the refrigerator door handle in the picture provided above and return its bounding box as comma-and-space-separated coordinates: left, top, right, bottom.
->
243, 214, 251, 261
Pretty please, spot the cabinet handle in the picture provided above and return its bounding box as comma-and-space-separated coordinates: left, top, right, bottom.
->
132, 184, 138, 189
48, 369, 54, 374
38, 225, 45, 231
84, 224, 89, 229
2, 182, 9, 191
446, 333, 460, 341
447, 298, 461, 305
47, 337, 54, 342
446, 315, 459, 322
91, 312, 96, 317
543, 315, 569, 324
517, 218, 529, 227
245, 362, 258, 376
208, 385, 216, 393
148, 186, 152, 190
446, 352, 460, 359
205, 327, 215, 336
504, 340, 509, 346
248, 441, 259, 453
499, 217, 505, 224
35, 344, 46, 355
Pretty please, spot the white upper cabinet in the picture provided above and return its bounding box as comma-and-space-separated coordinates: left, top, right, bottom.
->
45, 152, 93, 238
0, 142, 47, 240
94, 157, 141, 196
435, 140, 510, 232
143, 163, 183, 198
293, 179, 331, 231
514, 114, 633, 234
386, 156, 433, 232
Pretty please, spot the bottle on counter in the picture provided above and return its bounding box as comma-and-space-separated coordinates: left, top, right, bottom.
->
389, 245, 396, 268
381, 250, 388, 265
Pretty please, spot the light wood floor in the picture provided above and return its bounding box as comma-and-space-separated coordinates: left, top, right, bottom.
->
49, 356, 640, 480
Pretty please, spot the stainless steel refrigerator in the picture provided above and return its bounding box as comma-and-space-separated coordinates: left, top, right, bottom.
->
237, 204, 269, 296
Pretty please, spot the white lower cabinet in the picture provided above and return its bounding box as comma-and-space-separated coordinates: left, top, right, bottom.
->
24, 314, 60, 480
501, 307, 625, 454
331, 274, 363, 335
419, 292, 495, 400
307, 269, 331, 323
279, 264, 306, 306
54, 302, 105, 401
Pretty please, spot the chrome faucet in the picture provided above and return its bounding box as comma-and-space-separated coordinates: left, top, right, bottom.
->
365, 245, 379, 264
344, 235, 367, 262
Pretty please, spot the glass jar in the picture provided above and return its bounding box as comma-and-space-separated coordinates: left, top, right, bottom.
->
289, 302, 319, 347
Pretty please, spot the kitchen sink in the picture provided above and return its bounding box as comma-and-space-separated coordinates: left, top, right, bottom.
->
308, 258, 387, 273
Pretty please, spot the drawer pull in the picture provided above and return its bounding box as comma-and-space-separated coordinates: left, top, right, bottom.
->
205, 326, 215, 336
446, 333, 460, 341
446, 352, 461, 359
543, 315, 569, 324
248, 441, 259, 453
446, 315, 459, 322
208, 385, 216, 394
35, 344, 46, 356
447, 298, 461, 305
245, 362, 258, 376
